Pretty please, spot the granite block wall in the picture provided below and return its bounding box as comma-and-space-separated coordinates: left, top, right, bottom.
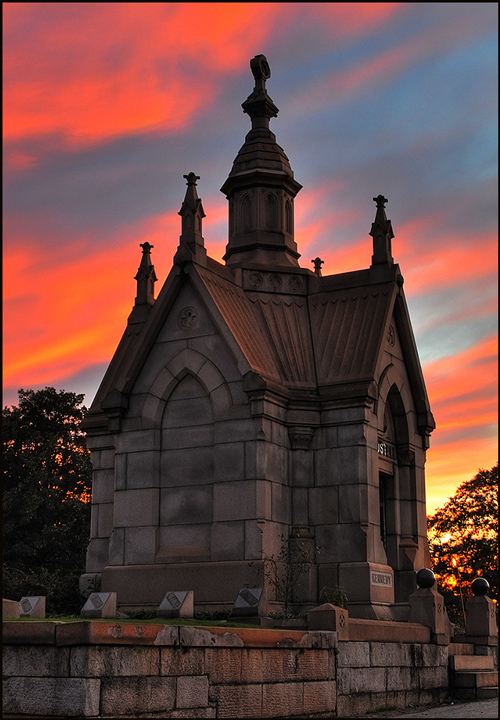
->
3, 621, 451, 718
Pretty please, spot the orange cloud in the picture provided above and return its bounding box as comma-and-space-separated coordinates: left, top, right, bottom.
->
3, 211, 181, 389
3, 3, 283, 148
425, 436, 498, 515
422, 335, 498, 513
398, 232, 498, 297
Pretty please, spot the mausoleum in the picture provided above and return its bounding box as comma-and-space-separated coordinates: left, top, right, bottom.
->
81, 55, 435, 620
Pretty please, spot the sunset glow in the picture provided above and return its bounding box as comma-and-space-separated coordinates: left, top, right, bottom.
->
3, 3, 497, 514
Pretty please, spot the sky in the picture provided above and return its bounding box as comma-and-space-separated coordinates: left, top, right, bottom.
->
3, 2, 498, 515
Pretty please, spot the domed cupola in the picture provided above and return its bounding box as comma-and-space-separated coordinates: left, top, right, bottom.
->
220, 54, 302, 268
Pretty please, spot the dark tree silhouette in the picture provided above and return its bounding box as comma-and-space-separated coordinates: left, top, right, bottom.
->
3, 387, 92, 614
428, 463, 498, 629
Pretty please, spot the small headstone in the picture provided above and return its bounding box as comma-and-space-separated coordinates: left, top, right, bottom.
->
19, 596, 46, 618
230, 587, 264, 618
157, 590, 193, 618
307, 603, 349, 640
81, 592, 117, 618
3, 598, 20, 619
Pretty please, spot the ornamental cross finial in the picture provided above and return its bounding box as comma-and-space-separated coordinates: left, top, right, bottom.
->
312, 257, 324, 277
373, 194, 388, 209
250, 54, 271, 92
184, 172, 200, 186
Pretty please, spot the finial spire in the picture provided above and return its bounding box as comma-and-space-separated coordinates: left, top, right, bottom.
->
134, 241, 157, 307
220, 55, 302, 268
175, 172, 206, 266
370, 194, 394, 266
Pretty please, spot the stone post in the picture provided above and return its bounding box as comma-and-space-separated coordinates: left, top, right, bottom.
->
307, 603, 349, 640
464, 577, 498, 648
409, 568, 451, 644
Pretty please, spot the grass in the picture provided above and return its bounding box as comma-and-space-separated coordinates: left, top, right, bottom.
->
3, 616, 260, 629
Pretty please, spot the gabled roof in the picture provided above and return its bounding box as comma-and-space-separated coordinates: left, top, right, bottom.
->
83, 249, 433, 440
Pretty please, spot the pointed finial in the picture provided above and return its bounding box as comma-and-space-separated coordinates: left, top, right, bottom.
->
134, 242, 157, 307
175, 172, 206, 266
370, 194, 394, 267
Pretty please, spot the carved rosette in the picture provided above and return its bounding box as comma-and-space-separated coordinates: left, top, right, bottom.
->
178, 306, 198, 331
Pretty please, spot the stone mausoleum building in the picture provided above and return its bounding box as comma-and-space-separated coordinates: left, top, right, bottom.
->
81, 55, 435, 621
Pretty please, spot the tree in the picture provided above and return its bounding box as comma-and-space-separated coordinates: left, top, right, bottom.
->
427, 464, 498, 630
3, 387, 92, 614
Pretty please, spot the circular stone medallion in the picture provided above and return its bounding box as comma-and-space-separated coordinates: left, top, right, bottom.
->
178, 306, 198, 331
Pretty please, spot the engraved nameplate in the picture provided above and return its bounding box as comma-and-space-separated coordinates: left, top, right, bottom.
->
90, 593, 104, 609
378, 440, 396, 459
20, 598, 33, 613
234, 587, 262, 608
371, 572, 393, 587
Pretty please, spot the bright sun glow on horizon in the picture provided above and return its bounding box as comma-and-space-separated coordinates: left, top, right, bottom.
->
3, 3, 498, 515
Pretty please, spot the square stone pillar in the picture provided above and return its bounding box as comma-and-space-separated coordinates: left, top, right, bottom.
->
465, 594, 498, 645
409, 586, 451, 644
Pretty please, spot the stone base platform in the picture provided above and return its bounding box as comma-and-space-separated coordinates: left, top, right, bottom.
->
2, 619, 460, 718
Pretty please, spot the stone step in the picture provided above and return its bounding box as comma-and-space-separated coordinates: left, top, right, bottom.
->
449, 654, 495, 671
452, 685, 498, 701
477, 686, 498, 699
448, 642, 475, 656
452, 670, 498, 689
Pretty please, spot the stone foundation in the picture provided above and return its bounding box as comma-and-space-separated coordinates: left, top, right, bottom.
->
1, 619, 459, 718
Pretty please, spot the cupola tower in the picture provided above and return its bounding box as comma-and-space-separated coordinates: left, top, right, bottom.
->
221, 54, 302, 267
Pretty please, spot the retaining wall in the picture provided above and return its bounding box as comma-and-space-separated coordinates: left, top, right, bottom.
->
3, 620, 449, 718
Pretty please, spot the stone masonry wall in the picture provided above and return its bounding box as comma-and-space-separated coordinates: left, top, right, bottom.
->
337, 640, 447, 717
3, 622, 449, 718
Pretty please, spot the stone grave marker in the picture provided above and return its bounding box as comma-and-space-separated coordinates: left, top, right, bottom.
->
307, 602, 349, 640
81, 592, 117, 618
19, 596, 46, 618
157, 590, 194, 618
3, 599, 20, 619
230, 587, 264, 618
